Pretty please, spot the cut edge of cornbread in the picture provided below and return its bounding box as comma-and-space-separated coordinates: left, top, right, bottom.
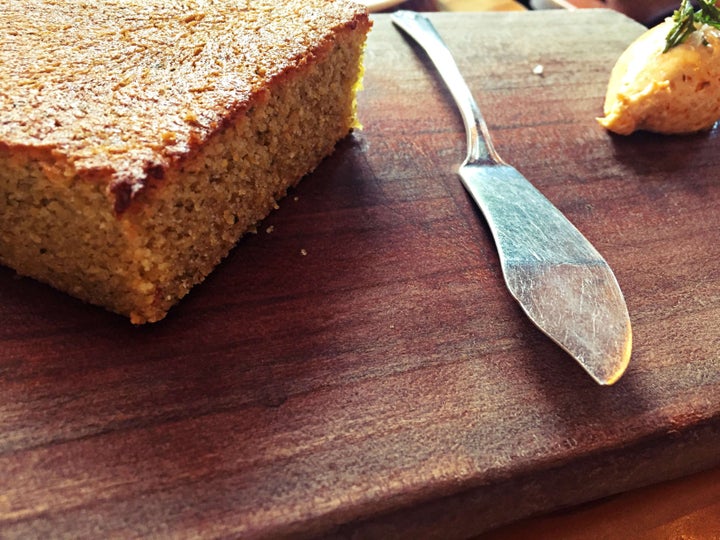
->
0, 1, 372, 323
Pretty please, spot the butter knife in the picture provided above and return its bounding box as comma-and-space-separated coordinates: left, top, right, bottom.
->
391, 11, 632, 385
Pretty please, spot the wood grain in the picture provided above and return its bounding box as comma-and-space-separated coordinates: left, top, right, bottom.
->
1, 10, 720, 539
481, 464, 720, 539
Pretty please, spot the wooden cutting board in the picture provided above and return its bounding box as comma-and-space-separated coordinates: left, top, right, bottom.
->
2, 10, 720, 539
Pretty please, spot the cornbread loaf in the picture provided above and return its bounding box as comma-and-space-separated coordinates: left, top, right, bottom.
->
0, 0, 371, 323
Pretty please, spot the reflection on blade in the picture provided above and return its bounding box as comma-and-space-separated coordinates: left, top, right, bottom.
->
393, 10, 632, 384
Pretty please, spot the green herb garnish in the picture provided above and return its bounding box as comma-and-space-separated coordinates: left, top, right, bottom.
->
664, 0, 720, 52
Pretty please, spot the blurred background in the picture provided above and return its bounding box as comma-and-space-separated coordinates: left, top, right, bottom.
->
380, 0, 683, 26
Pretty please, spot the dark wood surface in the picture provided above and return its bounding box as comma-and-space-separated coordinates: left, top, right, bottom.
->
2, 10, 720, 539
482, 463, 720, 538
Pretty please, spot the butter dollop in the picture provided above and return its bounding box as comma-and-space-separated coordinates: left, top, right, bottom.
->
598, 20, 720, 135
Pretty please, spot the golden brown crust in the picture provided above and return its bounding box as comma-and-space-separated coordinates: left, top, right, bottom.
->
0, 0, 371, 213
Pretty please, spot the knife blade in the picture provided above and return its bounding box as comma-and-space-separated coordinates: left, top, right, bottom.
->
391, 11, 632, 385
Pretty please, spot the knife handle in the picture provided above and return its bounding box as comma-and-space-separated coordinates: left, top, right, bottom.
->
391, 11, 501, 165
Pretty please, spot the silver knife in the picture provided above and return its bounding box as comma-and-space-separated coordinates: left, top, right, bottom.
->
391, 11, 632, 385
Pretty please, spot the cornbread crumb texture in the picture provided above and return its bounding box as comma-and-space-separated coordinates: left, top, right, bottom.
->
599, 20, 720, 135
0, 0, 371, 323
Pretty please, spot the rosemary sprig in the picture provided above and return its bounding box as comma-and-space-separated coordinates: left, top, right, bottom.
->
664, 0, 720, 52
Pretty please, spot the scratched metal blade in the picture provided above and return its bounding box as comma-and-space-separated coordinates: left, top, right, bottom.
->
460, 164, 632, 385
392, 10, 632, 385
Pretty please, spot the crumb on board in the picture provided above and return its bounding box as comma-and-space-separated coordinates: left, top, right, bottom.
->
266, 225, 274, 234
533, 64, 544, 76
300, 248, 307, 256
